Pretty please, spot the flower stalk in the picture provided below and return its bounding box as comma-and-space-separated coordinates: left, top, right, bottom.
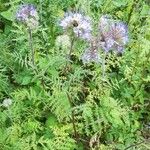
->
67, 93, 78, 140
28, 28, 35, 66
102, 51, 107, 80
68, 36, 75, 60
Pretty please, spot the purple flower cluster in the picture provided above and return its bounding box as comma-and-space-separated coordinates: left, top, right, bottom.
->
60, 12, 92, 41
16, 4, 39, 29
82, 38, 100, 64
99, 15, 128, 53
59, 13, 128, 64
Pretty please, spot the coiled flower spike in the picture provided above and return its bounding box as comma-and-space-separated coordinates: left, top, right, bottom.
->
82, 37, 101, 64
60, 12, 92, 41
99, 15, 128, 53
16, 4, 39, 29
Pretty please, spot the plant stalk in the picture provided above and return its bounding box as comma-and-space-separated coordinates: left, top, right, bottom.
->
28, 28, 35, 66
68, 36, 75, 60
67, 93, 78, 140
102, 51, 107, 80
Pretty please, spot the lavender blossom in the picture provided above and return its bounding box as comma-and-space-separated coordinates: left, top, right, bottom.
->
99, 15, 128, 53
82, 38, 101, 64
60, 12, 92, 41
16, 4, 39, 29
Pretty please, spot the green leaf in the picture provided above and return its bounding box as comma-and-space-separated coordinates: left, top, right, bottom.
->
1, 9, 14, 21
46, 114, 58, 127
112, 0, 127, 7
14, 69, 33, 85
22, 76, 32, 85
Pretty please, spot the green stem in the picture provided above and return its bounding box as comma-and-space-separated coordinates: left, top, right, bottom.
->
67, 93, 78, 140
28, 28, 47, 90
28, 28, 35, 66
102, 52, 107, 80
68, 36, 75, 60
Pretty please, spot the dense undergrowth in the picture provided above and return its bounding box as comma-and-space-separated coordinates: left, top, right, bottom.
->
0, 0, 150, 149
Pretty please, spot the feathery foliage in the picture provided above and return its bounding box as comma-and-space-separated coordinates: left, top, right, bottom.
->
0, 0, 150, 149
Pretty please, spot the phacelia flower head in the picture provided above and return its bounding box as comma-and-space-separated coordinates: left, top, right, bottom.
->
99, 15, 128, 53
16, 4, 39, 29
82, 38, 101, 64
60, 12, 92, 41
55, 34, 71, 49
2, 98, 12, 108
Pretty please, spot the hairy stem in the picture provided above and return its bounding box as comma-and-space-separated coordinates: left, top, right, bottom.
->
102, 52, 107, 80
68, 36, 75, 60
28, 28, 47, 90
67, 93, 78, 140
28, 28, 35, 66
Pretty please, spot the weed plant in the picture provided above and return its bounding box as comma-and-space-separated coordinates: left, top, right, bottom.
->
0, 0, 150, 149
